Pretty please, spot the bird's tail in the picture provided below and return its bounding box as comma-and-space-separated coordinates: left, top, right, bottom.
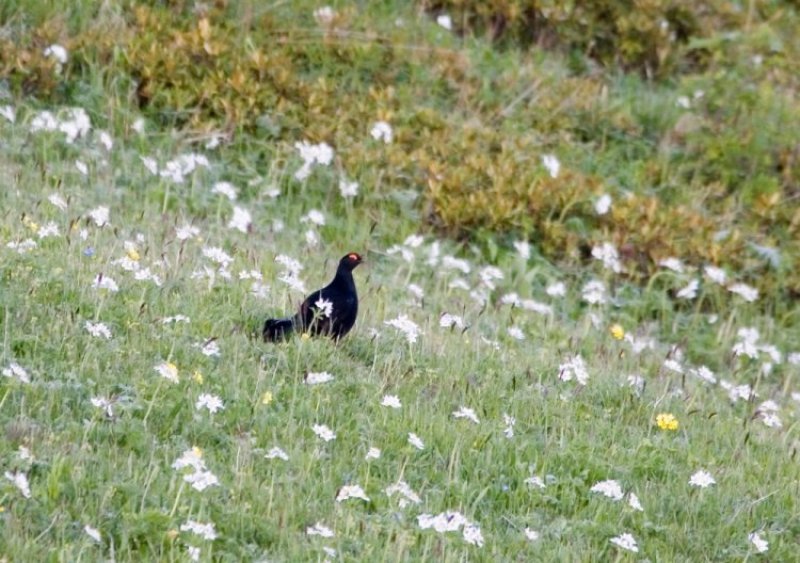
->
263, 318, 295, 342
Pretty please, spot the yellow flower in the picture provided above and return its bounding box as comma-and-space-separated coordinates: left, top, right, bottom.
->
610, 324, 625, 340
126, 248, 140, 261
301, 333, 311, 341
261, 391, 273, 405
656, 413, 679, 431
166, 529, 179, 540
191, 446, 203, 458
23, 216, 39, 233
192, 370, 204, 384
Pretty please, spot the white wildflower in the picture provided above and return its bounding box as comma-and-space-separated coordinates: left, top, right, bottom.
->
728, 282, 758, 302
749, 532, 769, 553
479, 265, 504, 289
37, 221, 60, 239
408, 432, 425, 450
84, 525, 102, 543
592, 242, 623, 273
97, 130, 113, 151
677, 279, 699, 300
92, 275, 119, 292
441, 255, 471, 274
140, 156, 158, 175
44, 44, 68, 64
384, 314, 421, 343
301, 209, 326, 226
265, 447, 289, 461
513, 240, 531, 259
154, 361, 179, 383
312, 424, 336, 442
313, 298, 333, 318
452, 406, 480, 424
502, 413, 516, 438
180, 520, 218, 541
227, 206, 252, 233
558, 355, 589, 385
307, 522, 334, 538
581, 280, 607, 304
507, 326, 525, 340
211, 181, 238, 201
90, 396, 115, 418
48, 193, 68, 210
195, 393, 224, 414
88, 206, 110, 227
704, 265, 727, 285
440, 313, 465, 329
610, 533, 638, 553
688, 365, 717, 384
336, 484, 370, 502
542, 154, 560, 178
184, 469, 219, 491
733, 327, 760, 359
689, 469, 716, 488
175, 224, 200, 241
313, 6, 336, 26
462, 523, 484, 547
525, 476, 545, 489
3, 362, 31, 383
0, 105, 15, 123
590, 479, 624, 501
546, 281, 567, 297
202, 246, 233, 267
595, 193, 612, 215
385, 480, 421, 507
339, 178, 359, 197
5, 471, 31, 498
85, 321, 112, 339
436, 14, 452, 30
381, 395, 402, 409
658, 257, 685, 273
370, 121, 393, 143
305, 372, 334, 385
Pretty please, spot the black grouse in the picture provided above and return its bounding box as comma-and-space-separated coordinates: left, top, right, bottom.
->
263, 252, 363, 342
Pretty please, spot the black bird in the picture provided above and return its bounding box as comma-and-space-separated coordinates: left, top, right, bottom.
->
263, 252, 363, 342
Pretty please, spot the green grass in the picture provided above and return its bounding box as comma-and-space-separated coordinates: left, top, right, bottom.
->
2, 2, 800, 561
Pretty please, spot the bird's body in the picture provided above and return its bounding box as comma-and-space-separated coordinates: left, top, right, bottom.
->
263, 253, 363, 342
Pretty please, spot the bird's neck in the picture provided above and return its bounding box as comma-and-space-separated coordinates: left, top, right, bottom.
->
331, 267, 357, 294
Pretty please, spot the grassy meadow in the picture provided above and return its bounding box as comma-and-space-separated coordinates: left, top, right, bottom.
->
2, 1, 800, 561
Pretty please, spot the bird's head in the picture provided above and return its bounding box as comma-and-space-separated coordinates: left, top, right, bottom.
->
340, 252, 364, 270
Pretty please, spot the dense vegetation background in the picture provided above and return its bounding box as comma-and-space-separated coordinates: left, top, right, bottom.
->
1, 1, 799, 560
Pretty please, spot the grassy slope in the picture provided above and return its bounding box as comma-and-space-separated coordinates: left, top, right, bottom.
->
2, 1, 800, 561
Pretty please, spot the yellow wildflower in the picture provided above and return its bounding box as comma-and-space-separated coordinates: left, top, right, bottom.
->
656, 413, 679, 431
610, 324, 625, 340
192, 370, 204, 384
261, 391, 273, 405
23, 217, 39, 233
